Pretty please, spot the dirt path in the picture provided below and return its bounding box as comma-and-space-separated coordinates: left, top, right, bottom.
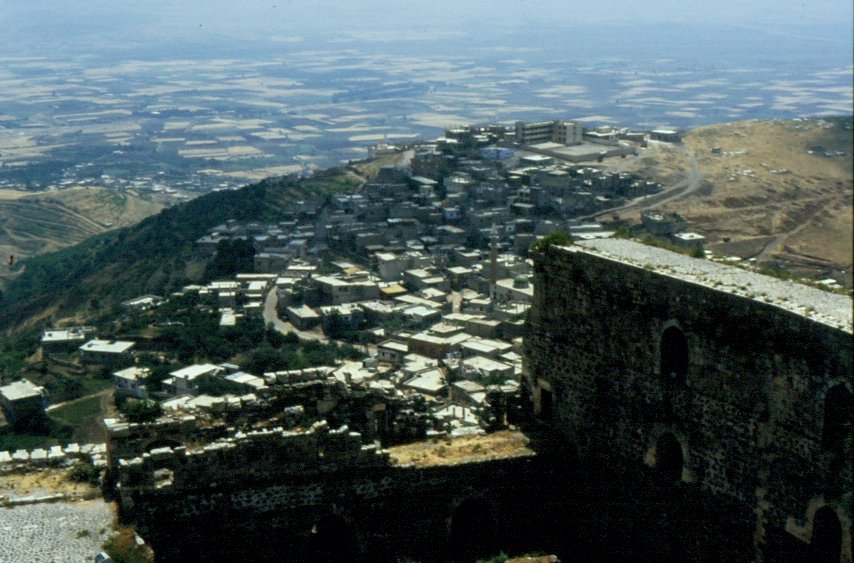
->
45, 389, 113, 414
755, 196, 836, 262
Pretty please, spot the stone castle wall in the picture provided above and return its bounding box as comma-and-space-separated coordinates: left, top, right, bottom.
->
525, 244, 853, 561
110, 416, 552, 561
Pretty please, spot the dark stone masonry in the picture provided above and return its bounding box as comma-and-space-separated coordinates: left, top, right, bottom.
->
525, 239, 852, 562
107, 239, 852, 562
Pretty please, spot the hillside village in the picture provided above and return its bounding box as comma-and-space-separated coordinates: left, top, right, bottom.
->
0, 119, 670, 442
0, 117, 847, 562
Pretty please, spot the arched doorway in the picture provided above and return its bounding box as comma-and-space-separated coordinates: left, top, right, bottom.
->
450, 497, 497, 559
811, 507, 843, 563
655, 433, 684, 484
310, 514, 356, 560
660, 327, 689, 382
822, 384, 853, 457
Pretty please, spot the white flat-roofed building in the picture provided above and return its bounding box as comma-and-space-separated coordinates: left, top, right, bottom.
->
121, 295, 163, 311
41, 326, 95, 353
462, 355, 515, 381
314, 275, 380, 305
319, 303, 365, 333
515, 120, 583, 146
378, 340, 409, 365
209, 281, 240, 291
286, 304, 320, 330
451, 380, 487, 407
245, 280, 269, 300
495, 277, 535, 303
461, 337, 514, 359
224, 372, 266, 391
113, 367, 150, 399
0, 379, 47, 426
166, 363, 225, 396
402, 305, 442, 327
672, 232, 707, 249
79, 339, 135, 366
358, 300, 403, 324
220, 309, 240, 327
650, 129, 682, 143
402, 368, 446, 396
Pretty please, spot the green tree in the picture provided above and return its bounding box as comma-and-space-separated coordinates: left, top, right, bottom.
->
203, 238, 256, 281
530, 231, 573, 254
119, 398, 162, 423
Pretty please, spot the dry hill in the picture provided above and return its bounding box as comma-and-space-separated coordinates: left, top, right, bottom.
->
0, 187, 163, 265
620, 117, 853, 286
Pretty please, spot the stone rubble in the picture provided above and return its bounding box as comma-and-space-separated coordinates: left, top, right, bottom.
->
0, 500, 113, 562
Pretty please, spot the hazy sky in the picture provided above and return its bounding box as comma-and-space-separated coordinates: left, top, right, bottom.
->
1, 0, 851, 54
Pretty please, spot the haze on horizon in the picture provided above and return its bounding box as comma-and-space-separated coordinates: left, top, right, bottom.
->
1, 0, 851, 60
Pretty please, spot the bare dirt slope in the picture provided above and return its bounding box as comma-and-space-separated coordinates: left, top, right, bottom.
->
0, 186, 163, 263
625, 118, 853, 285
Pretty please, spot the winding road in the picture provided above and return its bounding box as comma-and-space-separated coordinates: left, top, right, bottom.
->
587, 143, 702, 222
262, 289, 326, 342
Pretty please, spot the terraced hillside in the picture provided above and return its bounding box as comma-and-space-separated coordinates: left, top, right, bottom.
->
0, 187, 163, 262
621, 117, 853, 286
0, 169, 360, 331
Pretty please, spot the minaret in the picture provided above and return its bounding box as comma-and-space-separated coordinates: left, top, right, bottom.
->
489, 226, 498, 301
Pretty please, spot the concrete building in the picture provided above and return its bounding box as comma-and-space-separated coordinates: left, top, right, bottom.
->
286, 304, 320, 330
165, 364, 225, 397
79, 339, 135, 367
672, 232, 706, 249
0, 379, 47, 427
378, 340, 409, 365
314, 276, 380, 305
650, 128, 682, 143
515, 120, 583, 146
461, 355, 514, 381
113, 367, 150, 399
41, 326, 95, 354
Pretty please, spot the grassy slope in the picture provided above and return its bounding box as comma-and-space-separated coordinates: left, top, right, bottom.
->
0, 168, 360, 331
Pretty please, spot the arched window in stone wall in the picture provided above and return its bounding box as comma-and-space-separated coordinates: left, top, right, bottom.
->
822, 384, 853, 457
660, 326, 689, 382
810, 506, 843, 563
655, 433, 684, 484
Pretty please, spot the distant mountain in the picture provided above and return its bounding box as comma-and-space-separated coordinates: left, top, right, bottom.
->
0, 169, 359, 332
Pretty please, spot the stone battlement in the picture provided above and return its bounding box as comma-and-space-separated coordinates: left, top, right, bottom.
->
116, 421, 389, 505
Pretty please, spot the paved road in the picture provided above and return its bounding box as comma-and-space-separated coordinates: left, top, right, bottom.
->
262, 290, 326, 342
585, 143, 702, 222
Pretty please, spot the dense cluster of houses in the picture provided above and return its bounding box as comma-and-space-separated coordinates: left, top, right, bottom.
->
11, 119, 681, 433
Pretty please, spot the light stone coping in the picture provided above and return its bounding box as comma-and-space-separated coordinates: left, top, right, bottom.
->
573, 239, 853, 333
